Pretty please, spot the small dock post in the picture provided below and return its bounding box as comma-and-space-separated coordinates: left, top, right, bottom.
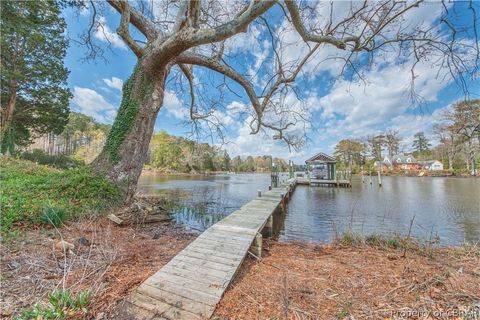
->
263, 215, 273, 237
369, 172, 372, 185
257, 189, 262, 197
249, 232, 263, 258
377, 171, 382, 187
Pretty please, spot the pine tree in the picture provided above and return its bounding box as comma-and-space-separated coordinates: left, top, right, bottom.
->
1, 0, 71, 153
412, 132, 431, 152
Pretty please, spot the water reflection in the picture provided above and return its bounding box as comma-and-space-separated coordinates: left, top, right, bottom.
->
283, 177, 480, 245
138, 173, 480, 245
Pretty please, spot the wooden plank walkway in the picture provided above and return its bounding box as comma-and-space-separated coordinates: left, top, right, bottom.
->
296, 177, 351, 187
124, 183, 296, 320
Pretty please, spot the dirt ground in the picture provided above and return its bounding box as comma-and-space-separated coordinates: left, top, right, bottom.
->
0, 217, 195, 319
2, 222, 479, 320
214, 241, 480, 320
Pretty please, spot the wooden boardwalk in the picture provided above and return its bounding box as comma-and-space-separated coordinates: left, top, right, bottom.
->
296, 177, 351, 187
124, 182, 296, 319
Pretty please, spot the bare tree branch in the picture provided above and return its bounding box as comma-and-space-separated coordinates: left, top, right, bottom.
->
115, 1, 143, 58
107, 0, 159, 41
285, 0, 362, 50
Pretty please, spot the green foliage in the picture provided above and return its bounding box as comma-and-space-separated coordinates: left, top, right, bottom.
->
338, 232, 402, 249
147, 131, 289, 173
0, 157, 120, 233
150, 131, 184, 171
20, 149, 83, 169
334, 139, 366, 172
104, 66, 153, 163
1, 0, 71, 152
40, 206, 68, 228
412, 132, 431, 153
14, 290, 91, 320
61, 112, 111, 160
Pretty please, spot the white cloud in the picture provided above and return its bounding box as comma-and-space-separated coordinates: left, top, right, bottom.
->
80, 3, 89, 16
316, 55, 452, 139
163, 90, 188, 119
103, 77, 123, 91
226, 117, 291, 158
94, 16, 127, 50
71, 87, 118, 123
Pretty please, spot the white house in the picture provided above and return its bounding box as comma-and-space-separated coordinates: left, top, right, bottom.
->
419, 160, 444, 171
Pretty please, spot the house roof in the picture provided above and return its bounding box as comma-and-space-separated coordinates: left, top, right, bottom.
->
391, 154, 417, 164
418, 160, 441, 165
305, 152, 336, 164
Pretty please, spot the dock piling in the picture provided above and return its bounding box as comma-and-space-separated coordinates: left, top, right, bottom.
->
249, 232, 263, 258
263, 215, 273, 237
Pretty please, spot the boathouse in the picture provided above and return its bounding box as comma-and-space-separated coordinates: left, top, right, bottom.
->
305, 152, 337, 180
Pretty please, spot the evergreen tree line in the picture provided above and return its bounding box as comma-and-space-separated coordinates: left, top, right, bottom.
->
23, 112, 111, 164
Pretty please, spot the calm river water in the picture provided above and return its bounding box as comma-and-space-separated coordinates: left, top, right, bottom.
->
138, 173, 479, 245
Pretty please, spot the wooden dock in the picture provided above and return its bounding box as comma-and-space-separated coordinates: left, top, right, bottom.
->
296, 177, 351, 187
123, 181, 297, 319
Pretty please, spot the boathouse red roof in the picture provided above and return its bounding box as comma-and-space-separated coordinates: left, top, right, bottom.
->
305, 152, 336, 163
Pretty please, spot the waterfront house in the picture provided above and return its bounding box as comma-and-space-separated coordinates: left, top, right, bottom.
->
391, 154, 420, 170
375, 156, 393, 171
419, 160, 444, 171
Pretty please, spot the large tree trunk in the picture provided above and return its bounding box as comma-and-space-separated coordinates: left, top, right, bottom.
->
448, 153, 454, 170
2, 83, 17, 128
92, 63, 167, 203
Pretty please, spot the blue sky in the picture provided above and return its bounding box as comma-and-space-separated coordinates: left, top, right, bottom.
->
63, 1, 479, 163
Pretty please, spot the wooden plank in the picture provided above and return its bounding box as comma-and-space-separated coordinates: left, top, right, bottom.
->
181, 248, 242, 267
186, 243, 245, 260
199, 229, 253, 242
170, 255, 237, 273
201, 230, 259, 242
219, 215, 268, 225
195, 237, 253, 251
210, 224, 258, 235
146, 271, 226, 297
130, 291, 171, 314
187, 241, 250, 258
161, 260, 232, 280
194, 235, 251, 249
154, 306, 204, 320
139, 282, 218, 307
135, 288, 207, 319
160, 263, 230, 286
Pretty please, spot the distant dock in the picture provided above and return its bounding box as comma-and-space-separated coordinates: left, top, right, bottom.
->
296, 176, 352, 188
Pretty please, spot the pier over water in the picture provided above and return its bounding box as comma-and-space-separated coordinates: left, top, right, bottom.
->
124, 180, 297, 319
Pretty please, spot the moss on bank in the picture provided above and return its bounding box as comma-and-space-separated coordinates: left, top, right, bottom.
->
0, 157, 120, 234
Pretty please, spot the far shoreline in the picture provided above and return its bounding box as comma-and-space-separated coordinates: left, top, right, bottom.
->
140, 168, 478, 179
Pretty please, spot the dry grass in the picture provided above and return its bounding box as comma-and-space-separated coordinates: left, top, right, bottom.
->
214, 241, 480, 320
0, 217, 195, 319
